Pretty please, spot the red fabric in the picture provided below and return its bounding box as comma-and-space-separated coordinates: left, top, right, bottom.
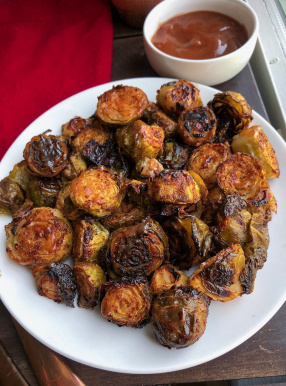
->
0, 0, 113, 160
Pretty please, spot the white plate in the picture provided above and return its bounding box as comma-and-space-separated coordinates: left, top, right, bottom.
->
0, 78, 286, 374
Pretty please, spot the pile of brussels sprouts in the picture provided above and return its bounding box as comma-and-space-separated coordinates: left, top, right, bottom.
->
0, 80, 279, 349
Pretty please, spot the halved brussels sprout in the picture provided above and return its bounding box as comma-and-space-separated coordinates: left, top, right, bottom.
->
187, 143, 231, 189
72, 216, 109, 263
70, 167, 124, 217
149, 264, 188, 295
156, 80, 203, 120
148, 111, 178, 138
8, 160, 34, 191
158, 141, 191, 170
178, 106, 217, 147
209, 91, 253, 133
32, 262, 76, 307
163, 216, 213, 269
116, 120, 164, 163
100, 277, 151, 328
189, 244, 246, 302
0, 177, 25, 214
135, 157, 164, 179
216, 153, 270, 207
201, 185, 226, 225
26, 177, 62, 208
231, 125, 280, 178
97, 85, 148, 126
101, 197, 145, 231
61, 115, 97, 137
61, 151, 87, 180
23, 134, 68, 177
5, 207, 73, 267
73, 262, 106, 309
108, 216, 169, 277
147, 170, 207, 205
151, 287, 209, 349
73, 127, 111, 154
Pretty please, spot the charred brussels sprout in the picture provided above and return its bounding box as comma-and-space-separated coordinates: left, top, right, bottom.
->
8, 160, 34, 191
73, 262, 106, 309
5, 208, 73, 267
70, 167, 124, 217
61, 115, 96, 137
149, 264, 188, 295
209, 91, 253, 134
55, 182, 84, 220
23, 134, 68, 177
231, 125, 280, 179
187, 143, 231, 189
163, 216, 213, 269
0, 177, 25, 214
73, 127, 111, 154
178, 106, 217, 147
216, 153, 270, 207
26, 177, 62, 207
97, 85, 148, 126
116, 120, 164, 163
108, 217, 169, 277
158, 141, 191, 170
101, 197, 145, 231
147, 170, 207, 205
72, 216, 109, 263
189, 244, 246, 302
100, 277, 151, 328
151, 287, 209, 349
156, 80, 203, 120
32, 263, 76, 307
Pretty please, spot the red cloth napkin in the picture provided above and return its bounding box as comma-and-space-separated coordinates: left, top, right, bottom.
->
0, 0, 113, 160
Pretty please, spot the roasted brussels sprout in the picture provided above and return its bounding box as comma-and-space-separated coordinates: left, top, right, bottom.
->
5, 207, 73, 267
61, 115, 97, 137
101, 197, 145, 231
73, 262, 106, 309
73, 127, 111, 154
216, 153, 271, 207
189, 244, 246, 302
72, 216, 109, 263
97, 85, 148, 126
209, 91, 253, 134
55, 182, 84, 220
32, 262, 76, 307
61, 151, 87, 180
107, 217, 169, 277
116, 120, 164, 163
158, 141, 191, 170
163, 216, 213, 269
8, 160, 33, 191
26, 177, 62, 208
178, 106, 217, 147
0, 177, 25, 214
82, 139, 129, 177
156, 80, 203, 120
214, 209, 252, 248
201, 185, 226, 225
135, 157, 164, 179
231, 125, 280, 179
149, 264, 188, 294
23, 134, 68, 177
151, 287, 209, 349
70, 167, 124, 217
100, 277, 151, 328
187, 143, 231, 189
147, 170, 207, 205
148, 111, 178, 138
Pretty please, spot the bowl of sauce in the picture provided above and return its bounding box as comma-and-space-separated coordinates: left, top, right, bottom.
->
143, 0, 259, 86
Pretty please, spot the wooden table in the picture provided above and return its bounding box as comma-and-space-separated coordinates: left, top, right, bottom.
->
0, 9, 285, 386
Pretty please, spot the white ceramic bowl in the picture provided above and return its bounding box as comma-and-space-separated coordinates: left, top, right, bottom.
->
143, 0, 259, 86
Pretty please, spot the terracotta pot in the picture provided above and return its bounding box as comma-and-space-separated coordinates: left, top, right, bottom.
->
112, 0, 164, 29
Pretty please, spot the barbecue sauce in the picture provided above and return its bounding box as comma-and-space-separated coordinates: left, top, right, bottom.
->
151, 11, 248, 60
